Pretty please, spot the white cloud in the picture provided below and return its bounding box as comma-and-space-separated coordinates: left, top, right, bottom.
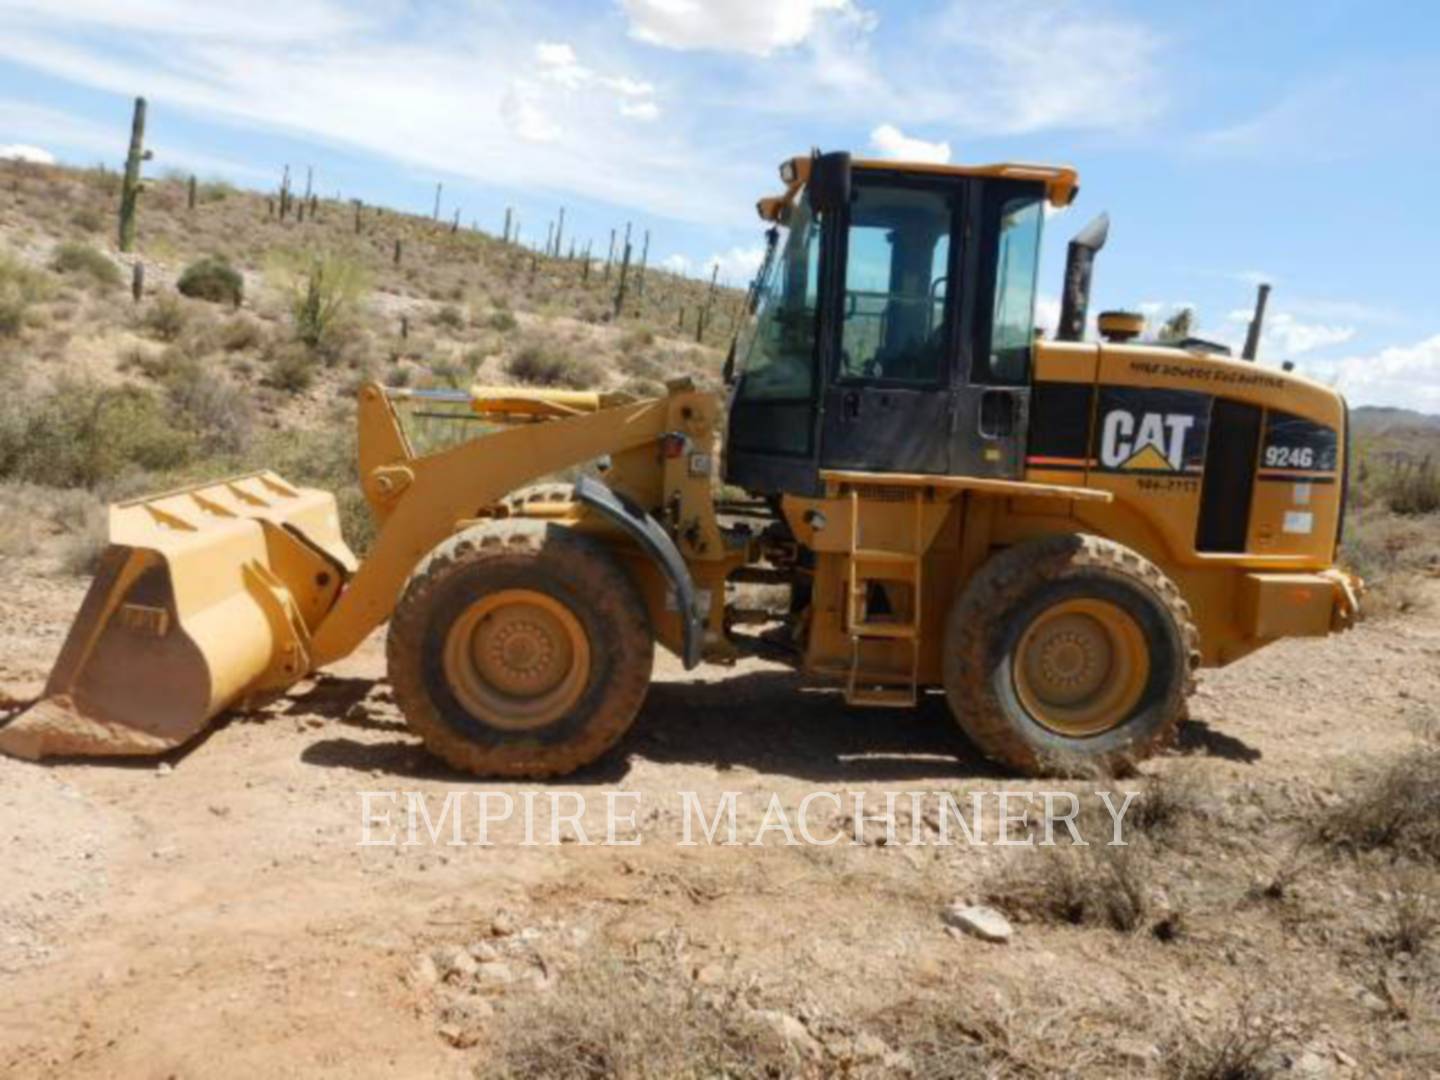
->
500, 83, 562, 144
1309, 334, 1440, 410
868, 123, 950, 164
0, 0, 368, 43
0, 18, 725, 222
706, 245, 766, 284
536, 42, 578, 68
619, 100, 660, 121
621, 0, 868, 57
0, 143, 55, 164
1034, 293, 1061, 335
1223, 309, 1356, 358
663, 246, 766, 284
927, 0, 1165, 133
603, 76, 655, 98
535, 41, 591, 89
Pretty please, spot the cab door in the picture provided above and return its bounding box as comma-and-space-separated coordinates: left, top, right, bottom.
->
818, 172, 959, 475
948, 181, 1047, 479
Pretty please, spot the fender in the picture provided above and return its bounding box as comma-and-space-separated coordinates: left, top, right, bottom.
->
573, 475, 703, 670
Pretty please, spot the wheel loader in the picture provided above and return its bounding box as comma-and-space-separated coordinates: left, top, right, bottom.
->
0, 151, 1360, 776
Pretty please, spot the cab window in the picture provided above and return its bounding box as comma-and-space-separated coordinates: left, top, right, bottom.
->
983, 195, 1044, 385
837, 182, 955, 385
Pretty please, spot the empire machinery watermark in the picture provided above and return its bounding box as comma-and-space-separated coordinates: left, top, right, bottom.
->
355, 789, 1142, 848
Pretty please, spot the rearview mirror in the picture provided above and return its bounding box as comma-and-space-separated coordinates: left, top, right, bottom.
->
808, 151, 852, 213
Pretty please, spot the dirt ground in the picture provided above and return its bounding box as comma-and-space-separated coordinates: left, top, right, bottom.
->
1, 554, 1437, 1078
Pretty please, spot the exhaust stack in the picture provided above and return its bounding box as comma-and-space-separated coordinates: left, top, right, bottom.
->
1241, 282, 1271, 361
1055, 214, 1110, 342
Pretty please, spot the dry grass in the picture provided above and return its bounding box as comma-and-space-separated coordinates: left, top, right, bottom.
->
487, 955, 786, 1080
504, 339, 603, 388
1315, 732, 1440, 862
1161, 998, 1290, 1080
1340, 506, 1439, 617
50, 241, 122, 291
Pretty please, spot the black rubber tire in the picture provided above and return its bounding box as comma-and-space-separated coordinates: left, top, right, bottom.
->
386, 518, 653, 777
942, 533, 1199, 776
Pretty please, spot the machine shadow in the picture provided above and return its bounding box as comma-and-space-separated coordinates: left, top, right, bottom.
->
296, 668, 1262, 784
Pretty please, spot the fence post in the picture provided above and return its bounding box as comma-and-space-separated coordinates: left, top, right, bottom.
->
555, 206, 565, 257
118, 96, 147, 253
394, 238, 402, 266
432, 182, 443, 222
131, 261, 144, 303
353, 199, 363, 234
605, 228, 615, 279
503, 207, 512, 244
187, 174, 197, 211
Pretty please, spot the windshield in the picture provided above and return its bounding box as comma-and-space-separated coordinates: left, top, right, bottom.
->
733, 194, 821, 402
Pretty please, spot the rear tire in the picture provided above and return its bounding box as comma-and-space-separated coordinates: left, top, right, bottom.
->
942, 533, 1198, 776
387, 518, 653, 777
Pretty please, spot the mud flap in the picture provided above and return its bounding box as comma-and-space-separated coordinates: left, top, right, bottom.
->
0, 473, 356, 761
573, 475, 703, 669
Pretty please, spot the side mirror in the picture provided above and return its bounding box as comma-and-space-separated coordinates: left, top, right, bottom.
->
808, 151, 851, 213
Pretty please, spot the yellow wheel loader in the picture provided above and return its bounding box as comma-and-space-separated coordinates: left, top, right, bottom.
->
1, 152, 1360, 776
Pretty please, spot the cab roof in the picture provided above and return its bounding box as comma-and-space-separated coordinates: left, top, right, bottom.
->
757, 154, 1079, 222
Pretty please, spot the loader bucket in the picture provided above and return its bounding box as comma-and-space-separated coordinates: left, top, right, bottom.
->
0, 472, 356, 761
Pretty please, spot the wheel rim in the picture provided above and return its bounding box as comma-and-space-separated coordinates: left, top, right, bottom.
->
1013, 598, 1149, 737
442, 589, 590, 731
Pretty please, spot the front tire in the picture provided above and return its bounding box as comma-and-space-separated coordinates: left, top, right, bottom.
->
387, 518, 653, 777
942, 534, 1198, 775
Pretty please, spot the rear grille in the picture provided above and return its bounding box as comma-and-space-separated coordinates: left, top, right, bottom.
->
1196, 399, 1261, 553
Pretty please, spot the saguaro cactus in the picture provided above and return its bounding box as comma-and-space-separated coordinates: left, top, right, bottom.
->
614, 238, 633, 317
187, 174, 197, 211
636, 229, 650, 297
118, 96, 148, 253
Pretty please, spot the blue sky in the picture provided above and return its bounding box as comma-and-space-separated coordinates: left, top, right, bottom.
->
1, 0, 1437, 409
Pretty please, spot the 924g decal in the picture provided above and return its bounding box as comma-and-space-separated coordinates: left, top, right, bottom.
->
1258, 410, 1338, 482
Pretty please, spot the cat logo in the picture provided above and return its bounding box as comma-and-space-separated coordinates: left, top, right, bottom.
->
1100, 410, 1196, 472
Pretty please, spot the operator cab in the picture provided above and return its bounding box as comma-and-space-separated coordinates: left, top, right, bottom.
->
725, 152, 1078, 497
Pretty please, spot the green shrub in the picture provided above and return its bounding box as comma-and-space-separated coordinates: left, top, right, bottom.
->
69, 207, 104, 234
264, 343, 317, 393
276, 251, 369, 352
504, 342, 601, 389
140, 295, 189, 342
1376, 456, 1440, 516
434, 303, 465, 331
0, 377, 193, 488
198, 180, 236, 203
219, 315, 266, 352
164, 362, 255, 454
0, 252, 52, 337
50, 242, 122, 289
177, 256, 244, 307
429, 357, 467, 387
487, 309, 518, 333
